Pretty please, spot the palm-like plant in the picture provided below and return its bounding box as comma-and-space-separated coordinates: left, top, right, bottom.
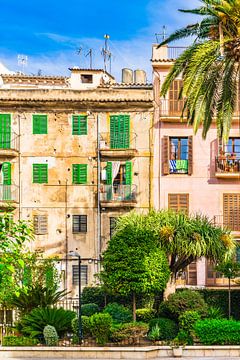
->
159, 0, 240, 141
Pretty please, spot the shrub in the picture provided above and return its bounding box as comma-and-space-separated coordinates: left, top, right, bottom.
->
175, 330, 193, 345
18, 307, 76, 339
43, 325, 59, 346
136, 308, 156, 322
90, 313, 112, 345
195, 319, 240, 345
179, 311, 201, 334
149, 317, 178, 340
82, 287, 105, 308
81, 303, 100, 317
159, 290, 207, 320
103, 303, 132, 323
110, 322, 149, 343
72, 315, 91, 344
2, 336, 39, 346
206, 306, 224, 319
148, 325, 161, 341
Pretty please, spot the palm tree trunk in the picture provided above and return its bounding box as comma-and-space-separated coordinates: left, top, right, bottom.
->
164, 277, 176, 300
219, 22, 224, 56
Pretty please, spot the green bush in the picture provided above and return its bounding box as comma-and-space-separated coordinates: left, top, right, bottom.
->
179, 311, 201, 334
148, 325, 161, 341
173, 330, 193, 346
90, 313, 112, 345
195, 319, 240, 345
2, 336, 39, 346
82, 287, 105, 308
110, 322, 149, 343
206, 306, 224, 319
149, 317, 178, 340
103, 303, 132, 323
72, 315, 91, 343
81, 303, 100, 317
159, 290, 207, 320
18, 307, 76, 339
43, 325, 59, 346
136, 308, 156, 322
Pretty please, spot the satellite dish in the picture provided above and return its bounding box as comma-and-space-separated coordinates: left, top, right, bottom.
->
102, 73, 110, 83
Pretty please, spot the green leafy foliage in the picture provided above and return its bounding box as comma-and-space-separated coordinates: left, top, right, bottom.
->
82, 287, 105, 308
2, 336, 39, 346
110, 322, 149, 343
195, 319, 240, 345
206, 306, 224, 319
159, 290, 208, 320
103, 303, 132, 323
81, 303, 100, 317
149, 317, 178, 340
43, 325, 59, 346
18, 307, 76, 338
72, 316, 92, 344
148, 325, 161, 341
89, 313, 112, 345
136, 308, 156, 323
179, 311, 201, 334
173, 330, 193, 346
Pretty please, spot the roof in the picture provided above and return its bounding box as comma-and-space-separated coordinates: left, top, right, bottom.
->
68, 67, 115, 79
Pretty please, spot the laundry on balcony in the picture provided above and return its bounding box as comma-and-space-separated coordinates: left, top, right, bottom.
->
176, 160, 188, 173
169, 160, 177, 173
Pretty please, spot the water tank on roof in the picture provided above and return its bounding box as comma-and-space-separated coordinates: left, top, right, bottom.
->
122, 68, 133, 83
134, 70, 146, 84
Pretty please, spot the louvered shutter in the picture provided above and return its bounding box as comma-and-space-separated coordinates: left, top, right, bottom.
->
123, 115, 130, 148
2, 162, 11, 185
72, 115, 87, 135
188, 136, 193, 175
0, 114, 11, 149
125, 161, 132, 185
33, 215, 48, 234
168, 194, 189, 214
72, 164, 87, 184
72, 116, 80, 135
33, 115, 48, 134
187, 261, 197, 285
110, 115, 119, 148
223, 194, 240, 231
33, 164, 48, 183
106, 162, 112, 185
163, 136, 170, 175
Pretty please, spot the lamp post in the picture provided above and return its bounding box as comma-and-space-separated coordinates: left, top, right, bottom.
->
68, 251, 83, 344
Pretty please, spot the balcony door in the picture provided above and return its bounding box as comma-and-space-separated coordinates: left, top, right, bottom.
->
0, 114, 11, 149
110, 115, 130, 149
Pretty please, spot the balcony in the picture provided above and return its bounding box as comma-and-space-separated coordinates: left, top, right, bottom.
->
99, 133, 138, 158
215, 155, 240, 179
100, 184, 137, 208
213, 215, 240, 232
0, 185, 19, 208
0, 132, 19, 157
160, 99, 185, 118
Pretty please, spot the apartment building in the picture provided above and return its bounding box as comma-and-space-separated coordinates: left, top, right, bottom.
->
0, 67, 153, 296
152, 44, 240, 287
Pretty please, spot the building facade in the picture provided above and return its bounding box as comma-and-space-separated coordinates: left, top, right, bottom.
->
152, 44, 240, 287
0, 68, 153, 296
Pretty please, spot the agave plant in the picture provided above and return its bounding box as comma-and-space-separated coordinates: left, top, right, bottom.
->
159, 0, 240, 141
18, 307, 76, 339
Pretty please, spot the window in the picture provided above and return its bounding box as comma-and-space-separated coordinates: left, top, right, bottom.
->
223, 194, 240, 231
110, 217, 117, 238
81, 74, 93, 83
162, 136, 193, 175
72, 115, 88, 135
168, 194, 189, 214
72, 164, 88, 184
110, 115, 130, 149
0, 114, 11, 149
72, 215, 87, 233
168, 80, 184, 116
33, 215, 48, 234
225, 138, 240, 159
72, 265, 88, 285
106, 162, 132, 186
33, 164, 48, 183
33, 115, 48, 134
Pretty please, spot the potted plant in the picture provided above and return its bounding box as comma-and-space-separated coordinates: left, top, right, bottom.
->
171, 336, 186, 358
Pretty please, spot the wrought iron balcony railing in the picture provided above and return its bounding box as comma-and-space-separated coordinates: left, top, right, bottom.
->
100, 184, 137, 202
100, 133, 137, 151
0, 185, 19, 202
0, 132, 19, 152
215, 156, 240, 174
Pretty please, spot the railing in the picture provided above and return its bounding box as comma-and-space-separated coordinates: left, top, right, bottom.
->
213, 215, 240, 232
0, 185, 18, 202
100, 184, 137, 202
167, 47, 187, 59
0, 132, 19, 152
160, 98, 185, 117
215, 156, 240, 174
100, 132, 136, 150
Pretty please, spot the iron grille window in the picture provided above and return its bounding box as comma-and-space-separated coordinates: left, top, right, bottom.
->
33, 215, 48, 235
72, 215, 87, 233
110, 217, 117, 238
72, 265, 88, 285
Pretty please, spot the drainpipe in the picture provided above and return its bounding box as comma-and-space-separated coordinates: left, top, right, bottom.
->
97, 114, 101, 267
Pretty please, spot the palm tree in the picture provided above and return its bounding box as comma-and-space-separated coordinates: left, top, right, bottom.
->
159, 0, 240, 141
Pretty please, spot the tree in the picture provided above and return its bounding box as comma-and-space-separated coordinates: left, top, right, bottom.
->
215, 260, 240, 319
100, 214, 170, 321
159, 0, 240, 141
101, 211, 235, 300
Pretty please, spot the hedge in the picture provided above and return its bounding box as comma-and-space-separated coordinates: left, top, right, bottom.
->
195, 319, 240, 345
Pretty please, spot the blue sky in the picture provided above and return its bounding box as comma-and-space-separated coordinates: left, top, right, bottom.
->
0, 0, 199, 79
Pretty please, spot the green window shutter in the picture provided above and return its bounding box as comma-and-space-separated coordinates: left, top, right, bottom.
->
72, 164, 88, 184
23, 266, 32, 286
0, 114, 11, 149
110, 115, 130, 149
33, 164, 48, 183
125, 161, 132, 185
110, 116, 118, 149
72, 115, 87, 135
106, 162, 112, 185
122, 115, 130, 148
33, 115, 48, 134
2, 162, 11, 185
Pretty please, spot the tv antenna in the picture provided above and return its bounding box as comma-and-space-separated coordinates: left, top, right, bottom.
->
101, 34, 112, 73
85, 48, 93, 69
17, 54, 28, 73
155, 25, 168, 43
76, 47, 83, 67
